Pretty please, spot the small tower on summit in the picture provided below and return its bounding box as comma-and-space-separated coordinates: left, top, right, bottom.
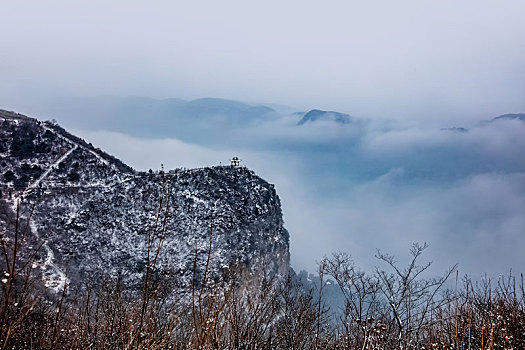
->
230, 156, 240, 168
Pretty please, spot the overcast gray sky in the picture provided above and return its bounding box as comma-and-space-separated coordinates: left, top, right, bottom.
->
2, 0, 525, 123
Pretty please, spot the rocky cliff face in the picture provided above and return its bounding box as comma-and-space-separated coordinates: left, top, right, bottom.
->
0, 109, 290, 293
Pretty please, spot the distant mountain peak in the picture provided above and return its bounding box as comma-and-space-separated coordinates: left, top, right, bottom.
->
297, 109, 352, 125
492, 113, 525, 122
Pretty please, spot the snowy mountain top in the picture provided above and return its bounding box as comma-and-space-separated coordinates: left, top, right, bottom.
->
1, 109, 290, 295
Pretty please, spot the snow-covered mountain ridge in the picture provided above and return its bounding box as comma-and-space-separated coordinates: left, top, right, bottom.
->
0, 109, 290, 293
